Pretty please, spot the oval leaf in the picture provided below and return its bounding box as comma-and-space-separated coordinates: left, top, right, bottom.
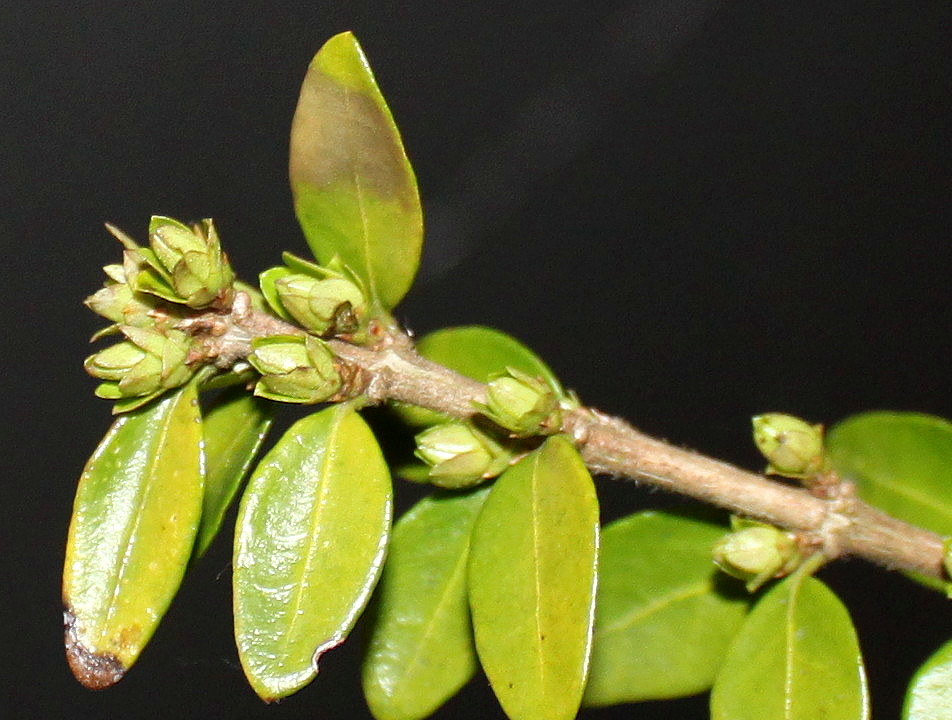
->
826, 412, 952, 534
233, 404, 392, 701
710, 573, 869, 720
903, 637, 952, 719
63, 384, 204, 688
290, 31, 422, 311
194, 389, 273, 556
583, 510, 749, 706
468, 436, 599, 720
363, 488, 490, 720
397, 325, 564, 428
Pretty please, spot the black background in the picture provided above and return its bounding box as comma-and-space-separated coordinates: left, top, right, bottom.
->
3, 2, 951, 718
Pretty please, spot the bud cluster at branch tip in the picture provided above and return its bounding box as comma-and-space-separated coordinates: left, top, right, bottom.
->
83, 216, 238, 412
414, 422, 513, 488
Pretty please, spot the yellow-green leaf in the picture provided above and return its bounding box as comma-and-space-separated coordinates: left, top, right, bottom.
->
583, 510, 749, 706
468, 436, 599, 720
826, 412, 952, 535
396, 325, 564, 428
233, 404, 392, 701
63, 384, 204, 688
903, 637, 952, 719
827, 412, 952, 591
710, 573, 869, 720
194, 389, 272, 556
363, 488, 490, 720
290, 31, 422, 311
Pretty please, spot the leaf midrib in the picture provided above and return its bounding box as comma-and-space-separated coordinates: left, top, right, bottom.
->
594, 580, 711, 638
98, 394, 180, 645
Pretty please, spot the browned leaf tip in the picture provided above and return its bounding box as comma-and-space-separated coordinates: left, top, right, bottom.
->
64, 609, 126, 690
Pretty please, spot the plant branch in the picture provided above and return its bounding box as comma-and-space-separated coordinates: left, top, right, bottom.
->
204, 296, 948, 582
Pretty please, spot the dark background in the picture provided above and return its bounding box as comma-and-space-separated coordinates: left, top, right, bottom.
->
3, 1, 950, 718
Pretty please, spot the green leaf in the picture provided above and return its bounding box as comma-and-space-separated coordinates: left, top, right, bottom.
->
233, 404, 392, 701
903, 637, 952, 719
827, 412, 952, 591
63, 383, 204, 688
583, 510, 749, 706
194, 389, 273, 557
258, 266, 294, 321
289, 31, 422, 311
363, 488, 490, 720
710, 573, 869, 720
397, 325, 564, 428
468, 436, 599, 720
826, 412, 952, 535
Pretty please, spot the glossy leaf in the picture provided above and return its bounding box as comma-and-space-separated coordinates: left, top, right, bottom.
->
826, 412, 952, 534
827, 412, 952, 591
903, 637, 952, 719
233, 404, 392, 701
289, 31, 422, 311
363, 488, 490, 720
710, 573, 869, 720
194, 389, 272, 556
583, 510, 749, 706
468, 436, 599, 720
63, 384, 204, 688
397, 325, 564, 428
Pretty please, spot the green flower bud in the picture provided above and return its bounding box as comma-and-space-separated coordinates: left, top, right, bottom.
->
713, 522, 800, 592
477, 367, 561, 436
274, 273, 365, 336
148, 216, 235, 308
414, 423, 511, 488
752, 413, 824, 477
247, 335, 341, 404
85, 327, 195, 401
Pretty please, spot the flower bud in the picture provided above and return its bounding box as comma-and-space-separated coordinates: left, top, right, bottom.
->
148, 216, 235, 308
713, 522, 800, 592
414, 423, 511, 488
274, 273, 365, 336
85, 327, 195, 401
752, 413, 824, 477
477, 368, 561, 436
247, 335, 341, 404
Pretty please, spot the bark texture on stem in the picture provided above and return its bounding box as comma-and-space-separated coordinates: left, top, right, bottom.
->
194, 301, 949, 582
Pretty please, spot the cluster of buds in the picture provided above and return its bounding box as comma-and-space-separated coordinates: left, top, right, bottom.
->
246, 335, 342, 404
414, 422, 513, 488
752, 413, 825, 478
474, 367, 563, 437
259, 254, 366, 338
712, 517, 801, 592
84, 216, 236, 411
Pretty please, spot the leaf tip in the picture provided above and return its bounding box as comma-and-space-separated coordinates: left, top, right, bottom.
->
64, 608, 127, 690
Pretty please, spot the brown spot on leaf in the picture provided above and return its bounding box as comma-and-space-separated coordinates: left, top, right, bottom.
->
64, 609, 126, 690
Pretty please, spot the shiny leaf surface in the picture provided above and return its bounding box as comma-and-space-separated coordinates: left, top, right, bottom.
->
290, 31, 422, 311
194, 389, 272, 556
583, 510, 749, 706
363, 488, 490, 720
233, 404, 392, 701
468, 436, 599, 720
397, 325, 563, 428
710, 573, 869, 720
827, 412, 952, 534
63, 384, 204, 688
903, 637, 952, 719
